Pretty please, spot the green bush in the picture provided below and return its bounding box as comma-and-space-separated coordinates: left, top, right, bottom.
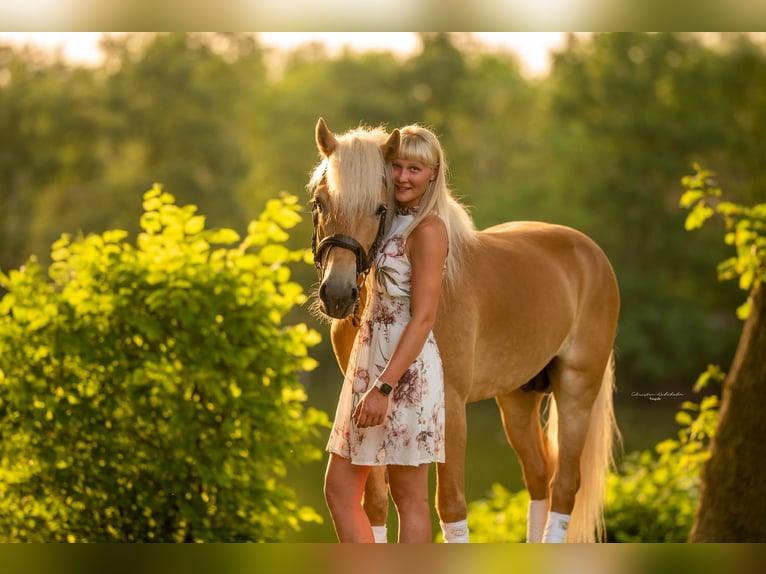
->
463, 483, 530, 543
0, 186, 329, 542
680, 163, 766, 317
603, 368, 720, 542
466, 368, 721, 543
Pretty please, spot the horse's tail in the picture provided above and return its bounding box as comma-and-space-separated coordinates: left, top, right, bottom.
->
545, 351, 620, 542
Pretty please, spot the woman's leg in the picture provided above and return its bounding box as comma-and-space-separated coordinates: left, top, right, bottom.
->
388, 463, 432, 543
324, 453, 374, 542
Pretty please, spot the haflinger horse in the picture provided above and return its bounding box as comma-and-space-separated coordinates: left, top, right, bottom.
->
308, 118, 620, 543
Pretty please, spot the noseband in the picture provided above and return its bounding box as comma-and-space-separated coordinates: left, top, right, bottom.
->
311, 202, 388, 282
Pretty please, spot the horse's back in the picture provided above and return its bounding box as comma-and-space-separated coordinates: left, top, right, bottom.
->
478, 221, 618, 306
436, 221, 619, 402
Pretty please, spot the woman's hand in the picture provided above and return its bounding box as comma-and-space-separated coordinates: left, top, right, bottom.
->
352, 386, 390, 428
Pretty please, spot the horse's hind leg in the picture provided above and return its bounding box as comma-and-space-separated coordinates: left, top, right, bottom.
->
544, 352, 616, 543
495, 388, 553, 542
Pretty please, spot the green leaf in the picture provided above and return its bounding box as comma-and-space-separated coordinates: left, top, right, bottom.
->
205, 228, 240, 245
678, 189, 704, 208
684, 205, 714, 231
184, 215, 206, 236
736, 299, 751, 320
674, 411, 693, 427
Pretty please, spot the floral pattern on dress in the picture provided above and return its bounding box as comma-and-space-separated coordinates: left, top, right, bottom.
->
326, 212, 445, 466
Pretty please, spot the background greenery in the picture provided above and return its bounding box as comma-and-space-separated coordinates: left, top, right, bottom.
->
0, 188, 328, 541
1, 32, 764, 541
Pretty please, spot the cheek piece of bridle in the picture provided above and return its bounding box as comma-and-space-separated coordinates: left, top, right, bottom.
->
311, 201, 388, 325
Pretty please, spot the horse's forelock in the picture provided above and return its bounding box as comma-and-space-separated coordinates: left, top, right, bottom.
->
324, 126, 388, 220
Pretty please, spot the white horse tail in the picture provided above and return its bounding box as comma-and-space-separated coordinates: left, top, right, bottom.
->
544, 351, 620, 542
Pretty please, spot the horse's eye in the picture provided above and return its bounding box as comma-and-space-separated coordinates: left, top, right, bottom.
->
375, 204, 387, 216
312, 199, 323, 213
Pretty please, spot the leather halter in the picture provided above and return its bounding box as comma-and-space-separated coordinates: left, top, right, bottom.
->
311, 202, 388, 282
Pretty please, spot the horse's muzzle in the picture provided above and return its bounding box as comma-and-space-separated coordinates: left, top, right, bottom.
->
319, 279, 359, 319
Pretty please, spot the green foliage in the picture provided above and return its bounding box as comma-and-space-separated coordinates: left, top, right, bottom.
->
0, 186, 328, 542
466, 369, 721, 543
681, 163, 766, 318
603, 368, 721, 542
464, 484, 530, 543
539, 32, 764, 386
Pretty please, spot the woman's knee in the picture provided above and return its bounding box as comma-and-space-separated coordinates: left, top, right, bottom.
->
324, 455, 367, 511
324, 470, 349, 511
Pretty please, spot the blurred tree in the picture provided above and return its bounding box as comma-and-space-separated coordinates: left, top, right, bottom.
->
438, 46, 546, 228
98, 33, 259, 232
403, 32, 468, 136
0, 45, 103, 271
541, 32, 763, 385
681, 166, 766, 542
690, 284, 766, 541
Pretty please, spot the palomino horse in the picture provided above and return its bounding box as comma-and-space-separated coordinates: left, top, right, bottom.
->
309, 118, 620, 542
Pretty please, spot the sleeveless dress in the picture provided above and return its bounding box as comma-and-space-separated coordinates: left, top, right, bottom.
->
326, 209, 446, 466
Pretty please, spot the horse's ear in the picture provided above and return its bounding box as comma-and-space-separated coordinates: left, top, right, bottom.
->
316, 117, 337, 157
381, 129, 400, 162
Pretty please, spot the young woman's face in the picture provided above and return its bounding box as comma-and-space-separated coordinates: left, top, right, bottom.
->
391, 158, 436, 208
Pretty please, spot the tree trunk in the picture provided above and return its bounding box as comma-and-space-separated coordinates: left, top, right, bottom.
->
690, 284, 766, 541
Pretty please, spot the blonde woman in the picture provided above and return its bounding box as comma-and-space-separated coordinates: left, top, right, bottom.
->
324, 124, 474, 543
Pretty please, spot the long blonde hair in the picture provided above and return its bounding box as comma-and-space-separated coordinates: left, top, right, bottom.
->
396, 124, 476, 292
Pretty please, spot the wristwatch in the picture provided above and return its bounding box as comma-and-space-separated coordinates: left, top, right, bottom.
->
374, 379, 393, 396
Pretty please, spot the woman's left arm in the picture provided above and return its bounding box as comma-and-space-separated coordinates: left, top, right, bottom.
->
353, 215, 447, 428
379, 215, 447, 382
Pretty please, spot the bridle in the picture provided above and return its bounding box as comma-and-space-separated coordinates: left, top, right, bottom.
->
310, 163, 394, 324
311, 200, 388, 284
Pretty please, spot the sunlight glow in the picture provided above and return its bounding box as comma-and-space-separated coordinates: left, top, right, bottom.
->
0, 32, 567, 77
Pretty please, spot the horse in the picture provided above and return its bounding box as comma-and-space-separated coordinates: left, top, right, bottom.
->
308, 118, 620, 542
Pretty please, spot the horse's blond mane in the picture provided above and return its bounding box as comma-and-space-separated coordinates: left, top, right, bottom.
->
308, 123, 476, 293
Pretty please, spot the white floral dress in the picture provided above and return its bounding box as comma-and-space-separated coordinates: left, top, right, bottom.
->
326, 209, 446, 466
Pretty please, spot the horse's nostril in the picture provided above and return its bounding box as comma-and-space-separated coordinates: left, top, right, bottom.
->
319, 282, 328, 302
350, 286, 358, 303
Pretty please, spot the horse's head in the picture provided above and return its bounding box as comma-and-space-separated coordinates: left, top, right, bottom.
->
309, 118, 400, 319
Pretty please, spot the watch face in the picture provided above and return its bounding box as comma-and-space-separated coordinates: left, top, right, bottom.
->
377, 381, 393, 395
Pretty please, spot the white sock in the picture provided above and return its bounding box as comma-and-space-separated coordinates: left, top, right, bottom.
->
440, 519, 469, 543
542, 511, 570, 543
526, 499, 549, 543
371, 525, 388, 543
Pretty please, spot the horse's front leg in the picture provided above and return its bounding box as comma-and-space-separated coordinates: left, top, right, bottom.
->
496, 388, 552, 543
435, 389, 470, 542
362, 467, 389, 541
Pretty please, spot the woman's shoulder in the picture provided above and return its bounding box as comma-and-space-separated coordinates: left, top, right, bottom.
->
413, 212, 446, 233
409, 213, 448, 251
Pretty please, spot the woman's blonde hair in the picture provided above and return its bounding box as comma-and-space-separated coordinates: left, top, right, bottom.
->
396, 124, 476, 293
